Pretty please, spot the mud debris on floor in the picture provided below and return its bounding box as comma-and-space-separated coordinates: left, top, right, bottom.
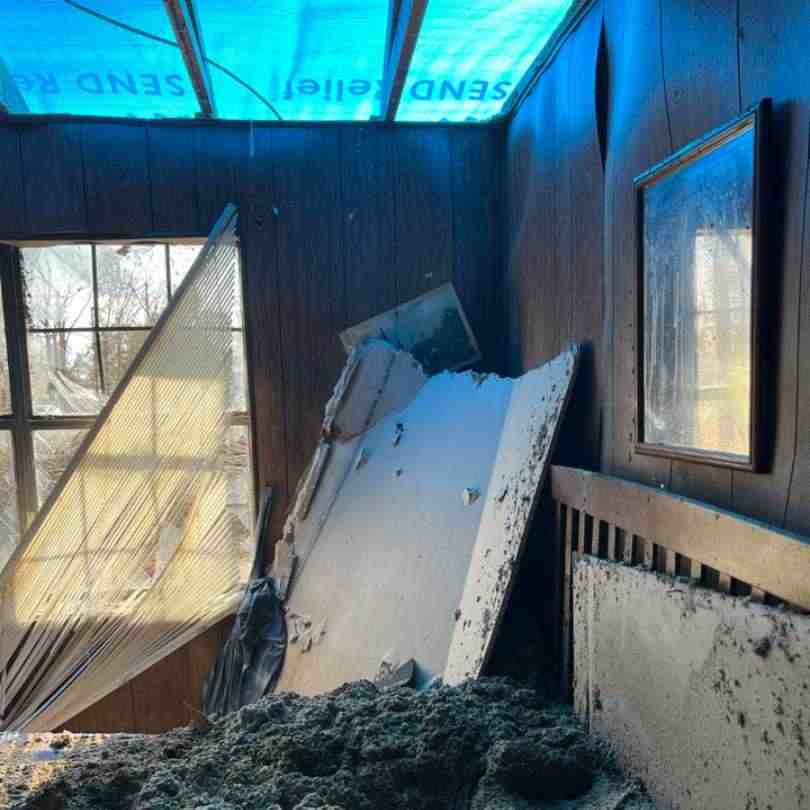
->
3, 678, 655, 810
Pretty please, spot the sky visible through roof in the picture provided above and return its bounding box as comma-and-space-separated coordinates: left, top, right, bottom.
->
0, 0, 576, 122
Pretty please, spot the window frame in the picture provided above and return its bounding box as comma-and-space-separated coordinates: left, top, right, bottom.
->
0, 239, 256, 536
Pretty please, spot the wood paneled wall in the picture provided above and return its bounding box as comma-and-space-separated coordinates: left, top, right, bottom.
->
505, 0, 810, 535
0, 120, 503, 731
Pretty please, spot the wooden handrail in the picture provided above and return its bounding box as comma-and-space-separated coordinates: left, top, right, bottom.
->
550, 466, 810, 610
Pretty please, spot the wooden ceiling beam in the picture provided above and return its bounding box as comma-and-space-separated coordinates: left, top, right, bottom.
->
163, 0, 216, 118
380, 0, 428, 121
0, 56, 28, 116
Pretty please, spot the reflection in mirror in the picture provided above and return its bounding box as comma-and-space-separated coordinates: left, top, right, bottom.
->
639, 113, 760, 466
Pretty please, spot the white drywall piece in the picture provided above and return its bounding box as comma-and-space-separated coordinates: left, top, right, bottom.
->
574, 557, 810, 810
274, 342, 579, 696
444, 345, 580, 685
271, 339, 428, 594
275, 361, 515, 695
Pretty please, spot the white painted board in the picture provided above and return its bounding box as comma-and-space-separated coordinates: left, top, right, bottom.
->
443, 346, 580, 685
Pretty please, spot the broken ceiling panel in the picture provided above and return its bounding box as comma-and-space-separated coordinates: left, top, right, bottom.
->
273, 339, 579, 694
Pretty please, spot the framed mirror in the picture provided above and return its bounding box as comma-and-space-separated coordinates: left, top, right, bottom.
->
634, 100, 769, 471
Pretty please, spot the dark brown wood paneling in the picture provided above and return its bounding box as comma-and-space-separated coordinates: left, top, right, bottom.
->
660, 0, 740, 143
148, 125, 200, 235
504, 77, 538, 376
82, 124, 152, 236
560, 8, 604, 471
504, 1, 603, 468
788, 141, 810, 531
130, 642, 193, 733
0, 127, 27, 237
60, 683, 136, 734
239, 127, 289, 550
339, 127, 398, 327
659, 0, 740, 507
392, 127, 453, 303
185, 617, 233, 708
19, 124, 86, 235
450, 126, 503, 370
738, 0, 810, 528
193, 125, 248, 233
602, 0, 671, 488
271, 128, 346, 493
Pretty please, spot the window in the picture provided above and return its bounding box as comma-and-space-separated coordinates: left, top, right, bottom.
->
0, 241, 253, 571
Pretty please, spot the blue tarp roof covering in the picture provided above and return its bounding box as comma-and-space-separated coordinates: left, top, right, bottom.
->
0, 0, 578, 122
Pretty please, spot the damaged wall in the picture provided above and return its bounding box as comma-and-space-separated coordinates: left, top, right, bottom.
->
505, 0, 810, 535
574, 557, 810, 810
0, 121, 504, 732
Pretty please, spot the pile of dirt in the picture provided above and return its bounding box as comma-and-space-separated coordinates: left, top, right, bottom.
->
10, 678, 655, 810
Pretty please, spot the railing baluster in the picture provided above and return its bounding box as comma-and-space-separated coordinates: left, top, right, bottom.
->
607, 523, 617, 561
578, 511, 587, 557
561, 504, 574, 699
665, 548, 676, 577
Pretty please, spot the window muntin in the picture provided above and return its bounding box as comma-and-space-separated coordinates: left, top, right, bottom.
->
0, 430, 17, 570
2, 242, 253, 553
21, 244, 229, 416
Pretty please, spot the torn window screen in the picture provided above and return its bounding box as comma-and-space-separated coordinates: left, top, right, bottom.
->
0, 207, 253, 732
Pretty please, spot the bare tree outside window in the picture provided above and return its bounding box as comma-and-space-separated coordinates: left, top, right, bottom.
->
0, 242, 254, 571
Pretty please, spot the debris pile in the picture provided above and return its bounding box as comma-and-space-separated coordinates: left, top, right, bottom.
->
7, 679, 654, 810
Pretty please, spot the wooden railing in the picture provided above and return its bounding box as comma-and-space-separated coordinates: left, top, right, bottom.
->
549, 466, 810, 694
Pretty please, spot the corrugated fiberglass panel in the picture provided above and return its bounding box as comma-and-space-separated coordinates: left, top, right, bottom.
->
195, 0, 389, 120
396, 0, 573, 122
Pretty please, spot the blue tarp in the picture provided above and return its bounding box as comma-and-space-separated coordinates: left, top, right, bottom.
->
0, 0, 576, 121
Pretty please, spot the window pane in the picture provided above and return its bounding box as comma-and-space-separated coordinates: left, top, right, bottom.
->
28, 331, 102, 415
169, 245, 202, 293
22, 245, 93, 329
230, 333, 247, 411
33, 429, 89, 508
99, 330, 149, 395
96, 244, 168, 327
172, 245, 243, 328
0, 431, 17, 570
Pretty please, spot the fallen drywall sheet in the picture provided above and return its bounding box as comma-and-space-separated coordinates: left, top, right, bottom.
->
273, 340, 579, 695
574, 556, 810, 810
444, 347, 579, 684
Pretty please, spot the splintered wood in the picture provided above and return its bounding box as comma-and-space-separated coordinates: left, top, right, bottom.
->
444, 346, 579, 685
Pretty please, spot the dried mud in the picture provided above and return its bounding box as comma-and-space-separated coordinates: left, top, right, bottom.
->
7, 679, 655, 810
